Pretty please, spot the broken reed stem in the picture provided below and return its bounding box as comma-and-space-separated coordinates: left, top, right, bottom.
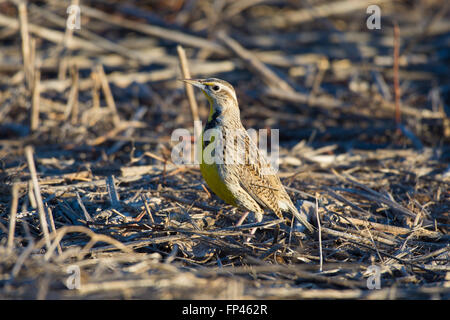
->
177, 45, 202, 164
76, 192, 93, 222
68, 65, 79, 124
91, 69, 101, 110
46, 204, 62, 255
80, 5, 227, 54
7, 183, 20, 254
97, 64, 120, 126
393, 22, 401, 131
337, 215, 441, 239
29, 37, 36, 80
177, 45, 202, 139
25, 146, 51, 250
106, 175, 121, 208
141, 194, 155, 224
27, 179, 36, 208
38, 225, 132, 261
31, 69, 40, 131
165, 243, 179, 264
18, 1, 32, 90
218, 30, 294, 93
309, 57, 328, 105
58, 0, 78, 80
57, 54, 69, 81
315, 195, 323, 272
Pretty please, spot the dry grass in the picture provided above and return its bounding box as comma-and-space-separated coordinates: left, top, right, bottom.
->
0, 0, 449, 299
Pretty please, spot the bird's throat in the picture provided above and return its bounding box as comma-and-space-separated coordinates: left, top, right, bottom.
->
202, 91, 215, 122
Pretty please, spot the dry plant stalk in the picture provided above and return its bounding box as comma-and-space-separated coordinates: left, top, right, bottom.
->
218, 31, 295, 93
6, 184, 20, 254
97, 64, 121, 126
141, 194, 155, 224
58, 0, 79, 80
315, 195, 323, 272
25, 146, 51, 249
31, 69, 41, 131
91, 69, 101, 110
177, 45, 202, 147
45, 204, 62, 255
393, 22, 401, 130
80, 5, 228, 54
18, 1, 32, 90
0, 1, 447, 301
68, 65, 79, 124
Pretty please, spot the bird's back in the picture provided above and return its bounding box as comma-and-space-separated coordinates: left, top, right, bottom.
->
220, 125, 314, 232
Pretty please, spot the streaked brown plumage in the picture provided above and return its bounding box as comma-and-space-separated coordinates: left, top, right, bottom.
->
182, 78, 314, 233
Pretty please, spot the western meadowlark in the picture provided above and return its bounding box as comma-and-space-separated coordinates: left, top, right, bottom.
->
182, 78, 314, 233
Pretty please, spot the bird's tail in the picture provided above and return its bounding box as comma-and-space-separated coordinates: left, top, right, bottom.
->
288, 202, 315, 233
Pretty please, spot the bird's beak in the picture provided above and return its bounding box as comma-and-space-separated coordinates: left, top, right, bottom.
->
179, 78, 206, 90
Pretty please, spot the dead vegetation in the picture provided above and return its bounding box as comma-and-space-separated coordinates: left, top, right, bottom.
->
0, 0, 449, 299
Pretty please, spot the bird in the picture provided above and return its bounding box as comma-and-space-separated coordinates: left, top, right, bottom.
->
181, 78, 314, 234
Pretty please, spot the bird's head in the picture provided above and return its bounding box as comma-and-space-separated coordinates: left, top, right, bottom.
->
181, 78, 239, 120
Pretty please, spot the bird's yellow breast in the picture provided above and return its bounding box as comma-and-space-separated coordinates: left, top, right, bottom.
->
199, 130, 238, 207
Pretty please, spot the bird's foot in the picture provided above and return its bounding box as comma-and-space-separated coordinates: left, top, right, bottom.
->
235, 211, 250, 227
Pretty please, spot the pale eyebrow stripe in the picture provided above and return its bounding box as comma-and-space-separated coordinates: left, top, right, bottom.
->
219, 84, 237, 101
203, 81, 237, 102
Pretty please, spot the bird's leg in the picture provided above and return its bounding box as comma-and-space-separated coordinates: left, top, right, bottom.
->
235, 211, 263, 243
235, 211, 250, 227
243, 211, 263, 243
249, 211, 263, 236
235, 211, 256, 243
238, 212, 254, 243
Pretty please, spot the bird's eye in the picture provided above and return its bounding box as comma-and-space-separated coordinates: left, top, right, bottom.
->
212, 85, 220, 91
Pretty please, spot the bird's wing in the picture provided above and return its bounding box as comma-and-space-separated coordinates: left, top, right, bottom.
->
233, 131, 314, 232
233, 133, 285, 218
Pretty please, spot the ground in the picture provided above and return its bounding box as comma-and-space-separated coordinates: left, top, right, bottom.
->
0, 0, 449, 299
